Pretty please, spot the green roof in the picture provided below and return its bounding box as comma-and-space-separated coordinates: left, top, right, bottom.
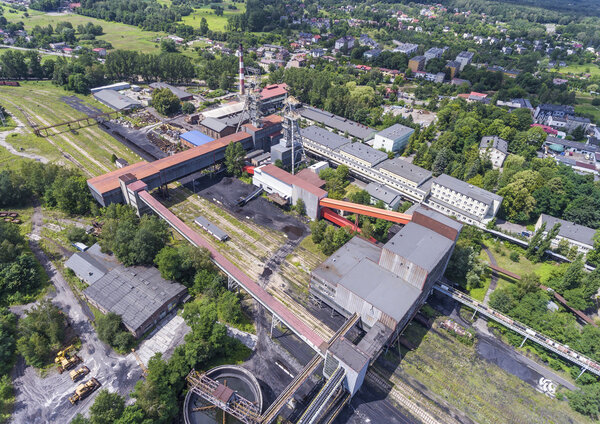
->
549, 143, 564, 152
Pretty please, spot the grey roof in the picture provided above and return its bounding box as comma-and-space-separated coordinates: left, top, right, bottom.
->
65, 252, 108, 285
84, 266, 186, 333
194, 215, 228, 241
312, 237, 381, 287
298, 106, 375, 140
93, 90, 141, 111
433, 174, 503, 205
338, 142, 388, 167
383, 222, 454, 272
456, 51, 474, 60
545, 136, 599, 153
539, 214, 596, 246
200, 117, 228, 132
446, 60, 461, 68
377, 157, 432, 186
410, 55, 426, 62
376, 123, 414, 141
338, 258, 422, 323
568, 116, 591, 124
149, 82, 192, 100
480, 136, 508, 154
302, 125, 352, 151
537, 104, 575, 114
365, 182, 402, 205
329, 337, 370, 373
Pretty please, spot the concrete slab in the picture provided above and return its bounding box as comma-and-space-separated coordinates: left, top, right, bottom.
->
136, 313, 190, 365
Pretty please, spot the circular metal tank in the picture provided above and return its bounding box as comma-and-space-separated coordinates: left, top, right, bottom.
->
184, 365, 263, 424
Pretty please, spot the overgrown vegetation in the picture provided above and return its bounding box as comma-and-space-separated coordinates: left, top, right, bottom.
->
95, 312, 134, 354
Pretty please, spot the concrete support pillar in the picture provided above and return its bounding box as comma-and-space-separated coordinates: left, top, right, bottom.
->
270, 315, 280, 338
576, 367, 587, 380
471, 307, 478, 320
520, 335, 528, 348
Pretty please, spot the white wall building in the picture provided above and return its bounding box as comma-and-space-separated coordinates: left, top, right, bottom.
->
535, 214, 596, 254
372, 124, 415, 152
479, 136, 509, 168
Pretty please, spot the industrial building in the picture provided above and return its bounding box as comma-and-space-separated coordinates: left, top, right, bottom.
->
90, 82, 130, 93
197, 117, 236, 139
310, 206, 462, 360
65, 244, 188, 338
372, 124, 415, 152
297, 106, 376, 141
252, 164, 327, 220
365, 182, 403, 210
93, 90, 141, 111
535, 214, 596, 254
149, 82, 194, 101
87, 115, 282, 206
180, 130, 215, 149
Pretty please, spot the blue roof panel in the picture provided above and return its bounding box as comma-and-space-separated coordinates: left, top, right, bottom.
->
180, 130, 215, 146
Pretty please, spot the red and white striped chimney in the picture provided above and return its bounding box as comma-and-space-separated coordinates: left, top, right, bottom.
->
239, 44, 245, 95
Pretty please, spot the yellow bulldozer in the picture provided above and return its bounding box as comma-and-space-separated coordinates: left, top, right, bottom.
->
69, 378, 101, 405
69, 366, 90, 382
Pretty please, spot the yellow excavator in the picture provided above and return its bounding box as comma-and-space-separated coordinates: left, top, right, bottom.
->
55, 345, 81, 374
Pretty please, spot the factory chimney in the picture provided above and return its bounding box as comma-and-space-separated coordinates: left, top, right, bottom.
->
239, 44, 245, 95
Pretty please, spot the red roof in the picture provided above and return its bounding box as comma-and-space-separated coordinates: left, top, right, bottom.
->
260, 164, 327, 198
457, 93, 470, 99
296, 168, 326, 188
469, 91, 487, 98
531, 124, 558, 135
261, 83, 288, 101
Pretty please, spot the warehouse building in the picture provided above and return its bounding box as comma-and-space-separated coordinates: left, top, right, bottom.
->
372, 124, 415, 153
93, 90, 141, 111
252, 163, 327, 220
149, 82, 194, 101
90, 82, 130, 93
195, 215, 229, 242
66, 244, 188, 338
535, 214, 596, 254
365, 182, 403, 210
310, 206, 461, 345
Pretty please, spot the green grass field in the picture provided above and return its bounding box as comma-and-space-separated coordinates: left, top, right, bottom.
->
558, 63, 600, 77
575, 96, 600, 125
479, 239, 558, 282
180, 2, 245, 31
0, 81, 142, 176
1, 6, 165, 53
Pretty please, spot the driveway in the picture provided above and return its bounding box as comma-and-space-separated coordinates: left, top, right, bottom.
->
11, 203, 142, 424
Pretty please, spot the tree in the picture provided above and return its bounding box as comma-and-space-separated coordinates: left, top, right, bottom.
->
567, 383, 600, 419
224, 141, 246, 177
293, 199, 306, 216
154, 246, 183, 282
199, 17, 209, 35
16, 300, 66, 367
160, 39, 177, 53
217, 291, 241, 324
181, 101, 195, 114
0, 308, 17, 375
49, 175, 92, 215
89, 390, 125, 424
0, 170, 28, 207
131, 354, 178, 423
96, 312, 133, 352
309, 220, 328, 244
152, 88, 181, 116
571, 125, 585, 141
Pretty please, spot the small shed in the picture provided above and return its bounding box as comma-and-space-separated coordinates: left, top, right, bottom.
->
180, 130, 215, 149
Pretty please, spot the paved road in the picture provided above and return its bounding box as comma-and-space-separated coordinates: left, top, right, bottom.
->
11, 202, 142, 424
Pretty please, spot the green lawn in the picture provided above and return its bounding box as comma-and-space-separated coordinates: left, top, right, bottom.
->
479, 239, 558, 282
575, 96, 600, 125
0, 81, 142, 176
1, 7, 165, 53
469, 276, 491, 302
558, 63, 600, 77
180, 2, 245, 31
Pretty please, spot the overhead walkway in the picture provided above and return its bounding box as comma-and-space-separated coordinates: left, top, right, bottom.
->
319, 198, 412, 224
137, 189, 326, 353
296, 367, 346, 424
434, 282, 600, 378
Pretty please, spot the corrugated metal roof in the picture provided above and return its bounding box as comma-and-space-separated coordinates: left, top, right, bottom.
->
383, 222, 454, 272
180, 130, 215, 146
376, 123, 414, 141
301, 125, 352, 151
84, 266, 186, 332
540, 214, 595, 246
65, 252, 108, 285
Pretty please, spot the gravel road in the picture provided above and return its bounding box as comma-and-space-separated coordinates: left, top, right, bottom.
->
10, 203, 142, 424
